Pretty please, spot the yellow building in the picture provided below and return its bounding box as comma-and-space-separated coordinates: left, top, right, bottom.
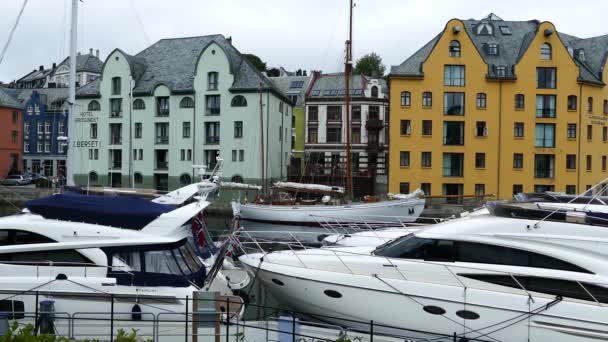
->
389, 14, 608, 199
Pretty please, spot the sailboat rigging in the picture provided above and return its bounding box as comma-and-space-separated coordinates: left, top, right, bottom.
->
231, 0, 425, 226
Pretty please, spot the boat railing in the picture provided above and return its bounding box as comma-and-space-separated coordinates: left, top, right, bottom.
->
233, 231, 608, 308
0, 261, 135, 279
310, 213, 446, 232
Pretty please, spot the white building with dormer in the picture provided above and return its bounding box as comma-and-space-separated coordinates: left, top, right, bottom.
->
73, 35, 293, 190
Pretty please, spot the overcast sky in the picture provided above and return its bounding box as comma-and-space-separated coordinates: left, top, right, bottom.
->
1, 0, 607, 82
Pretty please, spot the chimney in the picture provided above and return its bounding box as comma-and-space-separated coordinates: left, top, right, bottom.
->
303, 70, 307, 76
96, 49, 99, 59
227, 36, 232, 44
39, 65, 44, 71
77, 51, 81, 56
89, 48, 93, 55
52, 63, 56, 70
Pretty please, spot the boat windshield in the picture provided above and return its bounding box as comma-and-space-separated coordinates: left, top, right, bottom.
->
106, 239, 203, 276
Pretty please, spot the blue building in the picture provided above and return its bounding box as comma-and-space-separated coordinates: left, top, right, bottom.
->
17, 89, 69, 178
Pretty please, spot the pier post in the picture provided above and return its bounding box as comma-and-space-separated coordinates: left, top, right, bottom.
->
110, 294, 114, 342
370, 320, 373, 342
292, 311, 296, 342
225, 298, 229, 342
34, 291, 39, 335
185, 296, 189, 342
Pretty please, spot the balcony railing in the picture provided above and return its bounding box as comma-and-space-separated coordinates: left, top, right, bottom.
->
156, 161, 168, 170
109, 162, 122, 170
205, 136, 220, 144
110, 137, 122, 145
110, 111, 122, 118
155, 136, 169, 144
206, 108, 220, 115
156, 108, 170, 117
365, 141, 383, 152
535, 169, 554, 178
536, 108, 556, 118
443, 135, 464, 145
366, 117, 384, 130
443, 167, 463, 177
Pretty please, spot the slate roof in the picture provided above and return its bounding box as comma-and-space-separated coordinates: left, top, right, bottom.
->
77, 35, 289, 101
270, 75, 312, 106
0, 87, 23, 109
16, 88, 69, 107
308, 73, 387, 97
17, 68, 52, 83
53, 53, 104, 75
390, 15, 608, 85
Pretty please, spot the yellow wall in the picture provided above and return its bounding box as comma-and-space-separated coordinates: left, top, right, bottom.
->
389, 19, 608, 199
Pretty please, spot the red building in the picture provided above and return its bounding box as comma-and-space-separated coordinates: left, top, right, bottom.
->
0, 88, 22, 177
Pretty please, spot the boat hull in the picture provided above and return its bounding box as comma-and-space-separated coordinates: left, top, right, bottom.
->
240, 258, 608, 341
232, 198, 426, 226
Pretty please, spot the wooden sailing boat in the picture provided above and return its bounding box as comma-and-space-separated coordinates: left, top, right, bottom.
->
231, 0, 425, 225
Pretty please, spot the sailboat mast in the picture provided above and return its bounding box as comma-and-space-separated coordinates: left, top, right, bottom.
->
66, 0, 78, 187
259, 82, 266, 193
345, 0, 353, 200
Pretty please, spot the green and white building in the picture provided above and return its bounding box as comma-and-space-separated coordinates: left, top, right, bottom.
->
73, 35, 293, 190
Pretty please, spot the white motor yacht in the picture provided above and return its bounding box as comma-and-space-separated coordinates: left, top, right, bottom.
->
239, 207, 608, 341
0, 205, 241, 340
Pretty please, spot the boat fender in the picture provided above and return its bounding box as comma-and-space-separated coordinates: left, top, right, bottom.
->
131, 304, 142, 321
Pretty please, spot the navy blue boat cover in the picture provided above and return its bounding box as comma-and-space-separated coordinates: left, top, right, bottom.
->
25, 192, 174, 230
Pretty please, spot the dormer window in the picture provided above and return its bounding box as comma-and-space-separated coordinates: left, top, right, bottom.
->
496, 66, 506, 78
476, 22, 493, 36
578, 49, 586, 62
449, 40, 461, 57
541, 43, 552, 60
487, 43, 499, 56
499, 26, 511, 35
371, 86, 379, 98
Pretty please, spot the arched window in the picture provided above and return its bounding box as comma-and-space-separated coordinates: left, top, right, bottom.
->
231, 175, 244, 183
422, 92, 432, 107
588, 97, 594, 113
515, 94, 525, 109
88, 171, 98, 184
88, 100, 100, 111
134, 172, 143, 184
604, 100, 608, 115
541, 43, 552, 60
179, 173, 192, 186
180, 97, 194, 108
231, 95, 248, 107
133, 99, 145, 110
400, 91, 411, 107
449, 40, 461, 57
371, 86, 379, 98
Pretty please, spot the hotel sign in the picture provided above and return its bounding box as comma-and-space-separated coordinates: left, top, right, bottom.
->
74, 111, 100, 148
76, 111, 98, 123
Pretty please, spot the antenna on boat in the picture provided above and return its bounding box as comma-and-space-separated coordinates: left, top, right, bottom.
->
344, 0, 354, 201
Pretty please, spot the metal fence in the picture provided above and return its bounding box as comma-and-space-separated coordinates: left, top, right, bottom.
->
0, 290, 492, 342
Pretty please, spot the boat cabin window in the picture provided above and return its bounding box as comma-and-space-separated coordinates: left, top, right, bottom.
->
0, 249, 93, 266
459, 274, 608, 304
112, 252, 142, 272
0, 230, 55, 246
374, 235, 591, 273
